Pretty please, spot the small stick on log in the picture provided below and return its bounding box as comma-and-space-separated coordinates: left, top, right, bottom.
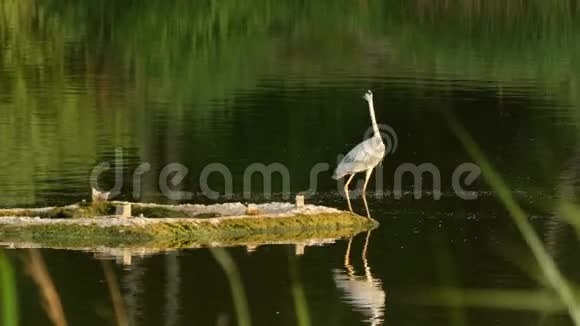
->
245, 204, 259, 216
295, 195, 305, 208
115, 204, 132, 218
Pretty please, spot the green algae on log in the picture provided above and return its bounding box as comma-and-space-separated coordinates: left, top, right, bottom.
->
0, 202, 378, 249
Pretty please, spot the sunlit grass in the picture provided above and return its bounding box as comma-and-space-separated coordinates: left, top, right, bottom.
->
25, 249, 68, 326
289, 255, 311, 326
556, 202, 580, 237
101, 260, 128, 326
444, 110, 580, 324
0, 250, 18, 326
210, 248, 252, 326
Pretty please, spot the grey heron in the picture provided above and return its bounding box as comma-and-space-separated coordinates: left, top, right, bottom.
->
333, 90, 385, 218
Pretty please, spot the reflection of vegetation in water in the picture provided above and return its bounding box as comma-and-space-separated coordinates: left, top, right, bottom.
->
163, 253, 180, 326
1, 0, 580, 205
0, 0, 578, 244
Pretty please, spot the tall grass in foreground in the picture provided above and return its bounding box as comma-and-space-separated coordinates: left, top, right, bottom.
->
25, 249, 68, 326
211, 248, 314, 326
3, 249, 131, 326
102, 260, 128, 326
444, 110, 580, 324
0, 250, 18, 326
289, 255, 311, 326
211, 248, 252, 326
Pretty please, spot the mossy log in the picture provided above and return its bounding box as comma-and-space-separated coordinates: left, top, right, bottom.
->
0, 202, 378, 250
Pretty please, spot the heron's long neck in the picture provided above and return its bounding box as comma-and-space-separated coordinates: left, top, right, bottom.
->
368, 99, 380, 137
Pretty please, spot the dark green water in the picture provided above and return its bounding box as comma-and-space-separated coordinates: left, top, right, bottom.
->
2, 1, 580, 325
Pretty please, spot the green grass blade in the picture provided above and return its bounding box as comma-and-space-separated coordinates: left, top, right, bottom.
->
288, 255, 311, 326
0, 250, 18, 326
444, 111, 580, 324
210, 248, 251, 326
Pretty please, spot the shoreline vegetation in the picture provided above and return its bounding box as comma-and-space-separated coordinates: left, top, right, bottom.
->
0, 201, 377, 250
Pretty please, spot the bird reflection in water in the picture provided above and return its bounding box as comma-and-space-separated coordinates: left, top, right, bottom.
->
333, 231, 386, 325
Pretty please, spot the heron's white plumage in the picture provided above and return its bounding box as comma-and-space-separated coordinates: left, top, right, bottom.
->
334, 89, 385, 218
333, 135, 385, 180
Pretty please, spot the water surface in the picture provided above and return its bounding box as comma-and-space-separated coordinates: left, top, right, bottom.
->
2, 1, 580, 325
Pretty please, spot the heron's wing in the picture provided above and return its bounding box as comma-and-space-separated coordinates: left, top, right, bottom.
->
333, 137, 385, 179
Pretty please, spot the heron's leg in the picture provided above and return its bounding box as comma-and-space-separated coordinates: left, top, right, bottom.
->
362, 230, 373, 281
344, 174, 355, 213
362, 168, 373, 218
344, 237, 355, 277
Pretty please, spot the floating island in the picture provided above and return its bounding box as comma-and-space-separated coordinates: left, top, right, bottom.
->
0, 199, 378, 253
